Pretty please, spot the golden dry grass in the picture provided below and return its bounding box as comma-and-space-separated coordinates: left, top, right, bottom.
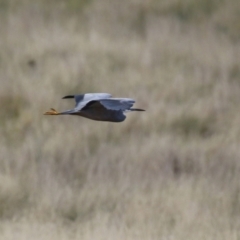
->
1, 0, 240, 239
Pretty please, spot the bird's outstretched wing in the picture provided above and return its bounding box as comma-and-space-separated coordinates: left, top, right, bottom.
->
100, 98, 135, 111
81, 98, 135, 111
62, 93, 112, 107
78, 100, 127, 122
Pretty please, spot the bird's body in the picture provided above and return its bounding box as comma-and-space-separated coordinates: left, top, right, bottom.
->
44, 93, 145, 122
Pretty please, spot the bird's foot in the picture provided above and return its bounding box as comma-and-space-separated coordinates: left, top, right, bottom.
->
44, 108, 59, 115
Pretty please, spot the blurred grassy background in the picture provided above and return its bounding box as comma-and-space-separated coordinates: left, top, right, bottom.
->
1, 0, 240, 239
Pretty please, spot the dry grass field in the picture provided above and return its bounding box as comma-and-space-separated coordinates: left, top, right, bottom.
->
1, 0, 240, 239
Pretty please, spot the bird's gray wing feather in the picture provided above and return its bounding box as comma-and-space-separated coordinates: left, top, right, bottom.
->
75, 93, 112, 108
81, 93, 112, 102
76, 93, 112, 106
80, 98, 135, 111
75, 100, 127, 122
98, 98, 135, 111
63, 93, 112, 108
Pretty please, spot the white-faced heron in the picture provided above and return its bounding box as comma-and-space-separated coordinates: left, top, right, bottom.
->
44, 93, 145, 122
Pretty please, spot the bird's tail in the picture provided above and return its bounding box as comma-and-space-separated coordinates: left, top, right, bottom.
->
130, 108, 145, 111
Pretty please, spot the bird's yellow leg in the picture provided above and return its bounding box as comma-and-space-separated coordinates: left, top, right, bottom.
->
44, 108, 60, 115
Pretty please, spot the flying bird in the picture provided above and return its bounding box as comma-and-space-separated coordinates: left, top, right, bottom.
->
44, 93, 145, 122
